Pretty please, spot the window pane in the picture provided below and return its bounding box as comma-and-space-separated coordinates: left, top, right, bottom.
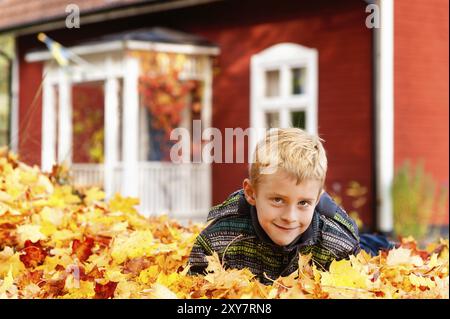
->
292, 67, 306, 95
265, 112, 280, 128
291, 110, 306, 129
265, 70, 280, 97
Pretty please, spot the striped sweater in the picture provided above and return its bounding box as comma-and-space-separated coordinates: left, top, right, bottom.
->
188, 189, 361, 284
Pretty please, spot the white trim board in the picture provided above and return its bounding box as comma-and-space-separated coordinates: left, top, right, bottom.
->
25, 40, 220, 63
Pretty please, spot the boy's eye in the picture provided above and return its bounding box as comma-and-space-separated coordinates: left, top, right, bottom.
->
298, 201, 310, 207
272, 198, 283, 204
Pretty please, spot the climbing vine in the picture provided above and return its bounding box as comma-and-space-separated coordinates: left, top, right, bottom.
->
132, 51, 202, 137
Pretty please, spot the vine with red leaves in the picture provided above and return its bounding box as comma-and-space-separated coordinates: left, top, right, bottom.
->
134, 51, 201, 138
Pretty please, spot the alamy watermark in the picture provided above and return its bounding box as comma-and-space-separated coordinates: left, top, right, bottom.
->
170, 120, 279, 175
65, 4, 80, 29
365, 3, 380, 29
65, 3, 381, 30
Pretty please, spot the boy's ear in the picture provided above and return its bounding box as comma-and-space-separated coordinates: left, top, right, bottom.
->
243, 178, 257, 206
315, 188, 325, 206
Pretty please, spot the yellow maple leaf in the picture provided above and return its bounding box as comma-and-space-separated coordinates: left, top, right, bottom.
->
16, 224, 47, 244
108, 193, 140, 215
63, 279, 96, 299
320, 259, 369, 289
156, 272, 182, 288
37, 174, 54, 194
111, 230, 155, 264
146, 283, 178, 299
18, 166, 39, 185
205, 252, 224, 274
21, 283, 42, 298
386, 247, 423, 267
84, 187, 105, 205
409, 273, 436, 289
204, 252, 254, 291
115, 281, 141, 299
427, 253, 440, 269
40, 221, 58, 237
0, 190, 13, 203
46, 186, 81, 207
0, 250, 26, 278
105, 268, 129, 283
39, 207, 64, 227
3, 182, 24, 201
49, 229, 78, 245
0, 266, 14, 297
139, 265, 160, 284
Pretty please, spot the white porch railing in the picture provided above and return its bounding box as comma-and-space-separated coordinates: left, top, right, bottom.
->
71, 163, 105, 187
71, 162, 211, 222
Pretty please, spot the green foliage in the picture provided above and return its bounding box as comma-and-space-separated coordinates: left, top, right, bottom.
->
392, 160, 446, 240
0, 35, 14, 146
0, 35, 14, 93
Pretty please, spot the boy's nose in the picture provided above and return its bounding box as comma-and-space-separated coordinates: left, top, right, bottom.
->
280, 206, 298, 224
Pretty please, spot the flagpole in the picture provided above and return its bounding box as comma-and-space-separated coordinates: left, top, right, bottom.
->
37, 32, 95, 69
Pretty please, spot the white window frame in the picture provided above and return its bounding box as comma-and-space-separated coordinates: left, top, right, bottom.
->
250, 43, 318, 153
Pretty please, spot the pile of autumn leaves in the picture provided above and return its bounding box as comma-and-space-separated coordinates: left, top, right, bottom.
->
0, 150, 448, 299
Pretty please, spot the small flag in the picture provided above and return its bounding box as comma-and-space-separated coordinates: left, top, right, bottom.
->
37, 33, 70, 67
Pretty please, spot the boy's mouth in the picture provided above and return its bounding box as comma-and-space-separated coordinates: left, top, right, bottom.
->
273, 224, 299, 231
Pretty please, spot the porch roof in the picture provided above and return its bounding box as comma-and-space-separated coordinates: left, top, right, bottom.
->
25, 27, 220, 63
88, 27, 217, 47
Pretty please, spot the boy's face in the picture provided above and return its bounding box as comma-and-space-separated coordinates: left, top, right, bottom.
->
243, 169, 322, 246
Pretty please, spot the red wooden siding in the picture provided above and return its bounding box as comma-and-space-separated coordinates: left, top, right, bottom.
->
394, 0, 449, 225
17, 44, 43, 167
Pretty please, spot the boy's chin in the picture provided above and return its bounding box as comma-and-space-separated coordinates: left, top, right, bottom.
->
270, 235, 299, 247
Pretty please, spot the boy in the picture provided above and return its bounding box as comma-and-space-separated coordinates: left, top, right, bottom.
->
188, 128, 361, 284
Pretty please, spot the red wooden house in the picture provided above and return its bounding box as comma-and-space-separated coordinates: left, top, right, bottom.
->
0, 0, 448, 232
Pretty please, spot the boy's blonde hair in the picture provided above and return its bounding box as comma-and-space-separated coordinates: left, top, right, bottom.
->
250, 128, 328, 191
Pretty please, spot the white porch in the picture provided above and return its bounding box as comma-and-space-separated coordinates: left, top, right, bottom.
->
71, 162, 210, 221
26, 28, 219, 221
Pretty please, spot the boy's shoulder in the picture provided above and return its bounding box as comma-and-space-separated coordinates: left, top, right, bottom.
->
206, 189, 248, 222
314, 192, 361, 258
199, 189, 256, 239
316, 192, 360, 239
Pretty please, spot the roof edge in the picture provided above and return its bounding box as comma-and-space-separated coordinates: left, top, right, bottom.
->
0, 0, 223, 35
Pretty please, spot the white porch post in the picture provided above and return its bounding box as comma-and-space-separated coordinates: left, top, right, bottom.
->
10, 41, 20, 155
104, 69, 119, 198
375, 0, 394, 233
201, 56, 213, 209
308, 49, 319, 135
121, 57, 139, 197
201, 57, 212, 130
41, 73, 56, 172
57, 68, 72, 165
